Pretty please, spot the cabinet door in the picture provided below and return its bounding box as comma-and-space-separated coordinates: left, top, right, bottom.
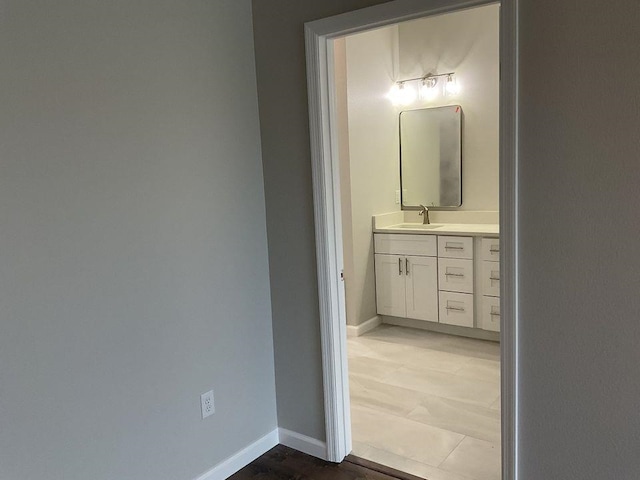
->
374, 234, 437, 256
439, 291, 475, 328
438, 257, 474, 294
482, 260, 500, 297
374, 254, 406, 318
405, 255, 438, 322
481, 295, 501, 332
481, 237, 500, 261
438, 236, 474, 259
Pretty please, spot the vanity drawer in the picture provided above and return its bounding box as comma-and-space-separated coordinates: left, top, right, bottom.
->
439, 291, 474, 328
482, 261, 500, 297
438, 236, 473, 259
481, 237, 500, 261
438, 258, 474, 294
481, 295, 501, 332
374, 233, 437, 257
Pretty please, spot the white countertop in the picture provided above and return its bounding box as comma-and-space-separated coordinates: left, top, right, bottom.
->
374, 223, 499, 236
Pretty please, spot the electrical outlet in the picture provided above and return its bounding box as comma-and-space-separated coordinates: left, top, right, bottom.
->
201, 390, 215, 419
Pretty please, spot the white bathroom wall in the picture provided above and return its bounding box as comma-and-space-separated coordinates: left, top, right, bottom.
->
334, 38, 357, 331
398, 5, 500, 211
344, 25, 400, 326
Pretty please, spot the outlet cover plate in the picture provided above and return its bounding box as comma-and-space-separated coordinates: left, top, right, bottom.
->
201, 390, 215, 419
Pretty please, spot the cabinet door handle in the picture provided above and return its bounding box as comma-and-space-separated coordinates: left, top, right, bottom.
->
405, 258, 409, 274
489, 248, 500, 253
398, 257, 403, 275
489, 276, 500, 281
445, 272, 465, 277
446, 306, 466, 313
490, 312, 501, 317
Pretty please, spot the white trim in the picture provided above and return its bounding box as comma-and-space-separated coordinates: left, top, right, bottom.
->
304, 0, 518, 477
278, 428, 328, 461
346, 316, 381, 338
305, 21, 352, 464
193, 429, 278, 480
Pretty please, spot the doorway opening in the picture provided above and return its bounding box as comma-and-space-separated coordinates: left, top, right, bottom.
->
304, 1, 517, 479
337, 5, 501, 479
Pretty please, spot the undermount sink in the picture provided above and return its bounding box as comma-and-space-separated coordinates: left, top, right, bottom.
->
392, 223, 443, 230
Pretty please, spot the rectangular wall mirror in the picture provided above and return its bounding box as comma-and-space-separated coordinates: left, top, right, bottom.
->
400, 105, 462, 208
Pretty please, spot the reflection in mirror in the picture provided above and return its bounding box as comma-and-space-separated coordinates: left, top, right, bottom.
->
400, 105, 462, 208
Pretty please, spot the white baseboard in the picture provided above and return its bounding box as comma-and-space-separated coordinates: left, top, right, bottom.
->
382, 315, 500, 342
346, 315, 381, 338
278, 428, 327, 460
194, 429, 278, 480
192, 428, 327, 480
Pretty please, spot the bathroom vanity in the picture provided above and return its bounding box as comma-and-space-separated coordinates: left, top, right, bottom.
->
364, 96, 500, 339
373, 220, 500, 336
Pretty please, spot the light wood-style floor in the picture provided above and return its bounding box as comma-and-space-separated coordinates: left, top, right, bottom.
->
348, 325, 501, 480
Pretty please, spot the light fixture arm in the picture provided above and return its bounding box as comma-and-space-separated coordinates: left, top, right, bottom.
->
388, 71, 459, 105
395, 72, 455, 85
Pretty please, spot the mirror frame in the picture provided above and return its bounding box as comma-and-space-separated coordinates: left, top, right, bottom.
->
399, 105, 463, 210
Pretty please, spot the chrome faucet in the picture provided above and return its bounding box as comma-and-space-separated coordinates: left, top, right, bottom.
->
419, 204, 430, 224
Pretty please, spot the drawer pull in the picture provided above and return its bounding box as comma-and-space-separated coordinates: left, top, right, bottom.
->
489, 276, 500, 281
489, 248, 500, 253
490, 312, 500, 317
445, 272, 465, 277
398, 258, 403, 275
406, 258, 409, 274
446, 306, 466, 313
445, 245, 464, 250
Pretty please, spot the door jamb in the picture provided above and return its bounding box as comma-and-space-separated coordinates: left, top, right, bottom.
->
304, 1, 518, 478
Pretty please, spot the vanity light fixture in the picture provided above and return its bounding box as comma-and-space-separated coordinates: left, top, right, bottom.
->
390, 72, 460, 105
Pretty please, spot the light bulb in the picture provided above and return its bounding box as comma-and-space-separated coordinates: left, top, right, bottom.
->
420, 77, 439, 100
387, 83, 401, 104
388, 82, 416, 105
399, 83, 416, 105
446, 74, 460, 95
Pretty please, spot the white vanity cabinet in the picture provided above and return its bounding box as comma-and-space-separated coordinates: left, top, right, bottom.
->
374, 235, 438, 322
480, 237, 501, 332
374, 230, 501, 335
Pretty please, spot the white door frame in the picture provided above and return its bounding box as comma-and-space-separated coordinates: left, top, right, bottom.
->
304, 0, 518, 478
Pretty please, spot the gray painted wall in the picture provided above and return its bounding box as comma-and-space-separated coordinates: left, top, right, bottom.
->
251, 0, 392, 441
518, 0, 640, 478
6, 0, 635, 476
254, 0, 640, 477
0, 1, 276, 479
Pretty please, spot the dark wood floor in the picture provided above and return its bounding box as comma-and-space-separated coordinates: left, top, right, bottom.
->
229, 445, 425, 480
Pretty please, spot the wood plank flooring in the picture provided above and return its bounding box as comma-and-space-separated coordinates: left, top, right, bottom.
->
349, 325, 501, 480
229, 445, 425, 480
